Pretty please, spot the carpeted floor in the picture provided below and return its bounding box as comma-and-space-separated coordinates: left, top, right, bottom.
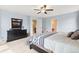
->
0, 38, 38, 53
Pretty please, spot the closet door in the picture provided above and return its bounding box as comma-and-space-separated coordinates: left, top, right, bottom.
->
30, 17, 43, 36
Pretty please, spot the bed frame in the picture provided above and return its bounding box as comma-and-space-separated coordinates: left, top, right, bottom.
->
30, 44, 53, 53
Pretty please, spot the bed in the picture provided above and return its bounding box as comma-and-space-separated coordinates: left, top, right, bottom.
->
44, 32, 79, 53
27, 32, 56, 47
26, 32, 56, 52
27, 32, 79, 53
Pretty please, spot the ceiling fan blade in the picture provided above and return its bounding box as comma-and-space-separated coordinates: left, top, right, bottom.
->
37, 11, 41, 14
43, 5, 47, 8
46, 9, 54, 11
34, 9, 40, 11
44, 12, 47, 14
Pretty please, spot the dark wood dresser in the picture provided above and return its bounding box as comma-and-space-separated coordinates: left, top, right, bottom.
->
7, 29, 28, 42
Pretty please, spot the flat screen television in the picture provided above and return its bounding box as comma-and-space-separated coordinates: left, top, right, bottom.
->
11, 18, 22, 30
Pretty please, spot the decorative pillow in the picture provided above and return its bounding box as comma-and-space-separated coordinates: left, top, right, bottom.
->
67, 32, 74, 37
75, 29, 79, 32
71, 32, 79, 40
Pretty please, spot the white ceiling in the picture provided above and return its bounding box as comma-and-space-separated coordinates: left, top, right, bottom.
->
0, 5, 79, 17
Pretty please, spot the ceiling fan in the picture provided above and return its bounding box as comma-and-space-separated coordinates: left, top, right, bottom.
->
34, 5, 54, 14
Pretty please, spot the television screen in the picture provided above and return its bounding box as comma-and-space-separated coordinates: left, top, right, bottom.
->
11, 18, 22, 30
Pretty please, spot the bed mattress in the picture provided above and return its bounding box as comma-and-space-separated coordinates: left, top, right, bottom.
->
44, 32, 79, 53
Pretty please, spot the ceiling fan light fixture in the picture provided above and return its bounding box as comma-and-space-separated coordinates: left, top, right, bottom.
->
41, 9, 45, 12
34, 5, 53, 14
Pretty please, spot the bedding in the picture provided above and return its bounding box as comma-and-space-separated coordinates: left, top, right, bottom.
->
27, 32, 56, 47
44, 32, 79, 53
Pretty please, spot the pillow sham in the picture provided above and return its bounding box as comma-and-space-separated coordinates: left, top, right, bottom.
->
71, 32, 79, 40
67, 32, 74, 37
75, 29, 79, 32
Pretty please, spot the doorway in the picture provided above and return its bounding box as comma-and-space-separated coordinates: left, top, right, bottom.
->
51, 18, 57, 32
32, 20, 37, 34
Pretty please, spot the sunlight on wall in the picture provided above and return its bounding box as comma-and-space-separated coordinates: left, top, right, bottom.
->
51, 18, 57, 32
